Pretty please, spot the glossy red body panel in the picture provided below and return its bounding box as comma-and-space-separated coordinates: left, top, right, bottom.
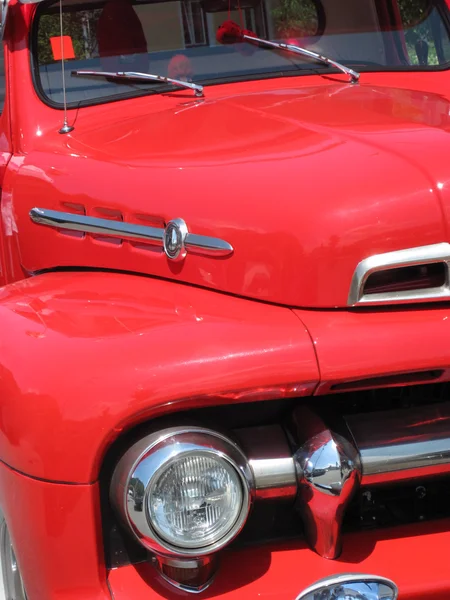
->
1, 1, 450, 599
1, 4, 450, 307
0, 271, 318, 482
11, 81, 450, 308
108, 519, 450, 599
295, 306, 450, 394
0, 461, 109, 600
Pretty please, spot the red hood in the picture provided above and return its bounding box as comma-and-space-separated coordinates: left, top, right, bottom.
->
11, 81, 450, 307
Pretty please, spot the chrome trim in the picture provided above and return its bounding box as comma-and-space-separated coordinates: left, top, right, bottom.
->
345, 402, 450, 485
289, 402, 450, 558
30, 208, 164, 244
29, 208, 234, 259
234, 425, 297, 500
59, 124, 74, 135
110, 426, 254, 557
185, 233, 235, 257
292, 407, 361, 559
0, 519, 28, 600
348, 243, 450, 305
71, 70, 204, 97
110, 404, 450, 568
163, 218, 188, 262
152, 554, 218, 594
241, 34, 359, 83
250, 457, 296, 499
296, 573, 398, 600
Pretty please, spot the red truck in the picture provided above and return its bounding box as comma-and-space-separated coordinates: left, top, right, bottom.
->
0, 0, 449, 597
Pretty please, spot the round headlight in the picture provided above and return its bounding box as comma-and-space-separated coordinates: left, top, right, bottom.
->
148, 452, 243, 548
110, 427, 254, 557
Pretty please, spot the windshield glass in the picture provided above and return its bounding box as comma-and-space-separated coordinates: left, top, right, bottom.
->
34, 0, 450, 106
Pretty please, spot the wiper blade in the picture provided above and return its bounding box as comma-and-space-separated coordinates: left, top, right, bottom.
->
217, 23, 359, 84
71, 70, 204, 97
246, 35, 359, 83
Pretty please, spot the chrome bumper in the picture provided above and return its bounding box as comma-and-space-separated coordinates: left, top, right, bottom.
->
235, 401, 450, 559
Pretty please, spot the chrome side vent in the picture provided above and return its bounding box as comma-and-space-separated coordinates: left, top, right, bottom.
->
348, 243, 450, 305
59, 203, 86, 238
91, 208, 124, 245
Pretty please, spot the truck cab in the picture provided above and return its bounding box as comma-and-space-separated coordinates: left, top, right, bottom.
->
0, 0, 449, 598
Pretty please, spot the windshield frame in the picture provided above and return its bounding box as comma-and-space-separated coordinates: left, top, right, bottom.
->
30, 0, 450, 110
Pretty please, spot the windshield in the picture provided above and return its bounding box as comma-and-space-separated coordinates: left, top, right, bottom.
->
33, 0, 450, 106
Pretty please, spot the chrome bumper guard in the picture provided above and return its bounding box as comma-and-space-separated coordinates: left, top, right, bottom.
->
235, 401, 450, 559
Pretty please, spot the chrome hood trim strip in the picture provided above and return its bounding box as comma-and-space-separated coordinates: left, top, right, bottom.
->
29, 208, 234, 260
348, 242, 450, 306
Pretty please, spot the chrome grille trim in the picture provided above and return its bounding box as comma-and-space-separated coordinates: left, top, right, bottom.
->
30, 207, 164, 244
347, 243, 450, 305
29, 207, 234, 258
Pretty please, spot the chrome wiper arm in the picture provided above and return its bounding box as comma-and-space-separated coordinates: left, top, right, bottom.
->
242, 35, 360, 83
71, 70, 204, 97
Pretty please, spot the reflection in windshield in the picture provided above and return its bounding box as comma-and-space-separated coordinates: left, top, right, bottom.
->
34, 0, 450, 105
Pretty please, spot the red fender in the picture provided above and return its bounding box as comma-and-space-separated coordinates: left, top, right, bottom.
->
0, 271, 318, 482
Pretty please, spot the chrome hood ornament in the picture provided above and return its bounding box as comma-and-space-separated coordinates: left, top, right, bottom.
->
296, 574, 398, 600
29, 208, 233, 260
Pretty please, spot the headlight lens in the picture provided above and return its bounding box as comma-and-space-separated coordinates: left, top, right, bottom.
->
148, 452, 243, 548
110, 427, 253, 557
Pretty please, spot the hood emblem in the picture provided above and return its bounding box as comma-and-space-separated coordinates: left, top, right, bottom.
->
30, 208, 233, 260
296, 574, 398, 600
163, 218, 188, 262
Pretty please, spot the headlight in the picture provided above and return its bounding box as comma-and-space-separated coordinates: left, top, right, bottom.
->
148, 452, 243, 548
110, 427, 254, 557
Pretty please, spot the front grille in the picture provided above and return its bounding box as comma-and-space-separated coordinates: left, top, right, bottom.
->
100, 381, 450, 568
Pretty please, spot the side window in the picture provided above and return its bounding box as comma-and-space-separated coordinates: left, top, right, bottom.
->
398, 0, 450, 65
182, 0, 208, 47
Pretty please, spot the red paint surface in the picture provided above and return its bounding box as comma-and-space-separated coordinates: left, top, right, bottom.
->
3, 271, 450, 485
109, 519, 450, 599
1, 2, 450, 599
1, 3, 449, 308
295, 306, 450, 394
0, 461, 109, 600
0, 271, 318, 482
10, 81, 450, 308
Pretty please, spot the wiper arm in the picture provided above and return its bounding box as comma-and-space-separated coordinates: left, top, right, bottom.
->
71, 70, 204, 97
245, 35, 359, 83
217, 23, 359, 84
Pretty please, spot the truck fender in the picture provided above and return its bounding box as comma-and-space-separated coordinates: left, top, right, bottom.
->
0, 271, 318, 483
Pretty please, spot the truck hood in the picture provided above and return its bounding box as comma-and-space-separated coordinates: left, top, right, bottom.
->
12, 82, 450, 307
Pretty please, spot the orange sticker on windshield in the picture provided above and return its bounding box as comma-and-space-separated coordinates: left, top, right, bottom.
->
50, 36, 75, 61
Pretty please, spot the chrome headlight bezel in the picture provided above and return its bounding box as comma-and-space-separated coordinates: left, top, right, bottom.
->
110, 427, 254, 557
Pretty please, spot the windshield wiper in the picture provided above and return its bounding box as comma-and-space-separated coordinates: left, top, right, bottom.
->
71, 70, 204, 97
217, 24, 359, 84
245, 35, 359, 83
